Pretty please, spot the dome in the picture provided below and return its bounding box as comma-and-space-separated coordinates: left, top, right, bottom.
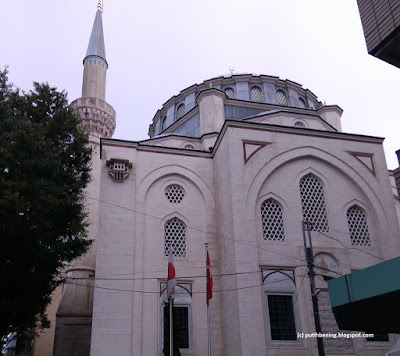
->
148, 73, 322, 138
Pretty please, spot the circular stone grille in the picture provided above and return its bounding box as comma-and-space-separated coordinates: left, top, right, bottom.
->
261, 199, 285, 241
300, 174, 329, 232
224, 87, 235, 99
250, 86, 263, 102
177, 104, 185, 119
298, 98, 306, 109
165, 217, 187, 257
276, 90, 288, 106
347, 206, 370, 246
165, 185, 185, 203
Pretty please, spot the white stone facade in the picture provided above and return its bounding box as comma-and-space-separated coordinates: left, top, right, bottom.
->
85, 87, 400, 355
53, 7, 400, 356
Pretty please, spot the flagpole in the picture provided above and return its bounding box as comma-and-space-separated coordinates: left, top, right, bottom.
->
168, 242, 173, 356
205, 243, 211, 356
169, 295, 173, 356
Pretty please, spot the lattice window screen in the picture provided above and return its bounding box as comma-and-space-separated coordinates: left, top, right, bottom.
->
165, 185, 185, 203
300, 174, 329, 231
298, 98, 306, 108
250, 86, 263, 102
165, 217, 187, 257
347, 206, 370, 246
261, 199, 285, 241
224, 87, 235, 99
177, 104, 185, 119
276, 90, 288, 106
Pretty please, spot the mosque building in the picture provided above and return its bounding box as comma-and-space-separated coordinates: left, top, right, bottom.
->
20, 2, 400, 356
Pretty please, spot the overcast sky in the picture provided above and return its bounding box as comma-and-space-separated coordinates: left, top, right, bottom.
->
2, 0, 399, 169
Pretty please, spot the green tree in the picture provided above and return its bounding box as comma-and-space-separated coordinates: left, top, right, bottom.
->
0, 67, 92, 347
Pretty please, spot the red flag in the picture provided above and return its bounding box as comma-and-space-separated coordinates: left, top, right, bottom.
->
167, 246, 176, 299
206, 250, 213, 305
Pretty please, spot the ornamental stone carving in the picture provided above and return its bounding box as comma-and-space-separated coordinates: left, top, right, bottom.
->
71, 97, 116, 138
106, 158, 132, 182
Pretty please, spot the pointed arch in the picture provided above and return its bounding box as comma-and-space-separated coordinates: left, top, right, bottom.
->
137, 165, 214, 209
244, 146, 388, 239
250, 86, 263, 102
261, 198, 285, 241
299, 173, 329, 232
347, 205, 370, 246
164, 216, 187, 257
276, 89, 288, 106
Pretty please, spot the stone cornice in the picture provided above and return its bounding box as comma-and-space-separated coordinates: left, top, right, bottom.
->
195, 88, 227, 103
103, 120, 383, 163
219, 120, 384, 145
316, 105, 343, 116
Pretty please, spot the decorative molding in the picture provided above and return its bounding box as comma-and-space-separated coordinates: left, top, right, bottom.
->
71, 97, 116, 138
106, 158, 132, 182
242, 140, 270, 164
349, 152, 375, 176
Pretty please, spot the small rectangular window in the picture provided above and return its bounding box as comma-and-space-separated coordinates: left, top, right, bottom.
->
267, 295, 297, 340
164, 305, 189, 348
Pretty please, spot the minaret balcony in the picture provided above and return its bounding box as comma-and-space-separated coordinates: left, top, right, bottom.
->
71, 97, 116, 138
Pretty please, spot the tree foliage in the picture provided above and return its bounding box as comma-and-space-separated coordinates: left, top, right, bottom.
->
0, 67, 92, 344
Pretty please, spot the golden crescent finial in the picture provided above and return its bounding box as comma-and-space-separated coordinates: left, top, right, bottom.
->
97, 0, 102, 11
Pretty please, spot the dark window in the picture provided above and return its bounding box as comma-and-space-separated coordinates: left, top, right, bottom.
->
366, 333, 389, 342
267, 295, 297, 340
16, 335, 33, 354
164, 305, 189, 348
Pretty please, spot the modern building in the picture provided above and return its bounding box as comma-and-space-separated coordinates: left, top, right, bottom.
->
356, 0, 400, 68
394, 149, 400, 197
46, 2, 400, 356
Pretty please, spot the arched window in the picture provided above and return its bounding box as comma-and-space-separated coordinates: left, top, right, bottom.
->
160, 283, 192, 350
347, 205, 370, 246
298, 98, 306, 109
177, 104, 185, 120
294, 121, 305, 128
276, 90, 288, 106
161, 116, 167, 131
165, 217, 187, 257
299, 174, 329, 231
263, 269, 298, 341
184, 144, 195, 150
250, 86, 263, 102
261, 199, 285, 241
224, 87, 235, 99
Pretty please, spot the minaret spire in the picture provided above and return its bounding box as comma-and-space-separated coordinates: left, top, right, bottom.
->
70, 1, 116, 138
85, 3, 107, 68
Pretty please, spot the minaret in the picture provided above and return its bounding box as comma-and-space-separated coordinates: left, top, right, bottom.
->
70, 0, 116, 138
54, 3, 113, 355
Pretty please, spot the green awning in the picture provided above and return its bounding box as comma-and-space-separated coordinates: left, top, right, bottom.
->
327, 257, 400, 333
